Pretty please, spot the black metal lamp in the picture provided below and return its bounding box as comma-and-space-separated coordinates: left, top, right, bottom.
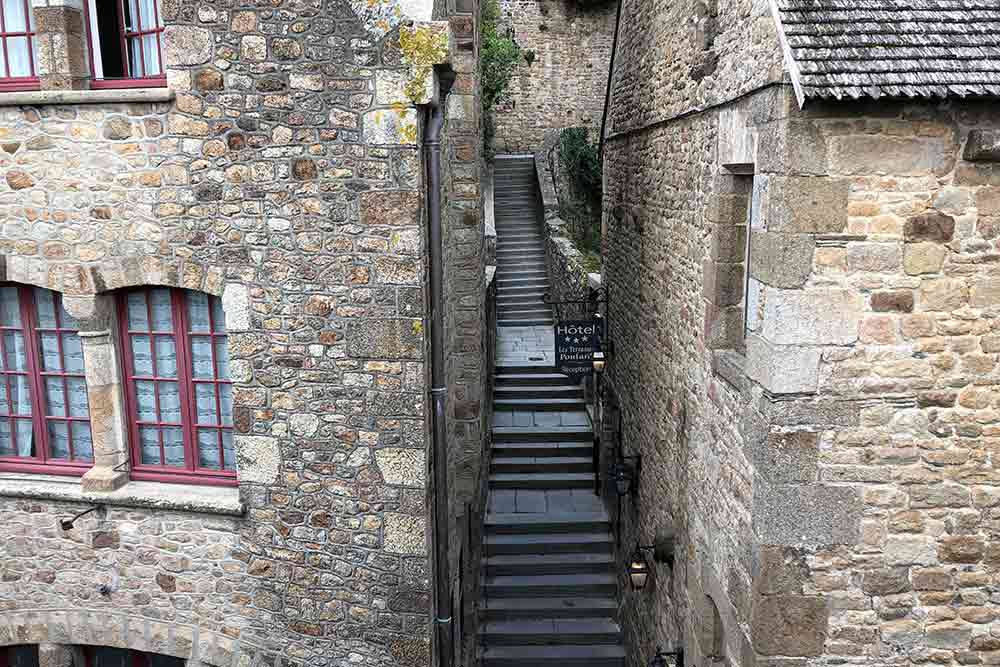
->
592, 350, 607, 373
609, 455, 641, 497
627, 545, 651, 590
650, 646, 684, 667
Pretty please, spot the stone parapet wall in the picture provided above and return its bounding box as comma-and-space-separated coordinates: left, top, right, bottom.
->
491, 0, 616, 153
535, 133, 598, 322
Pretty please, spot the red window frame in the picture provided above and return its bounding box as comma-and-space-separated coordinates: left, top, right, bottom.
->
0, 285, 94, 476
118, 288, 236, 486
0, 0, 39, 92
83, 0, 166, 89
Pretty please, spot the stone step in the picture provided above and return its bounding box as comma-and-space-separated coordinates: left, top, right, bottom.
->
495, 365, 561, 373
494, 398, 588, 411
485, 573, 617, 599
495, 385, 582, 399
496, 295, 548, 305
481, 644, 625, 667
497, 287, 547, 296
497, 318, 555, 327
497, 280, 549, 290
497, 304, 551, 313
497, 310, 553, 321
492, 426, 593, 443
485, 531, 613, 555
493, 442, 593, 461
485, 552, 615, 576
491, 456, 593, 474
489, 472, 595, 490
480, 619, 622, 646
494, 372, 576, 386
481, 596, 618, 622
485, 512, 609, 534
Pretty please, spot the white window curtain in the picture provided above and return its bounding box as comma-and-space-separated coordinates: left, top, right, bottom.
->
127, 0, 161, 77
2, 0, 34, 78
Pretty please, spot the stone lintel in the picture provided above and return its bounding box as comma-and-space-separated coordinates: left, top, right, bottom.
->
757, 394, 861, 428
760, 287, 863, 346
755, 119, 828, 176
762, 176, 849, 234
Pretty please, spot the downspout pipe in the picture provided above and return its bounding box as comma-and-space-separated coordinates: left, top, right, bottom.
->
597, 0, 624, 167
425, 67, 455, 667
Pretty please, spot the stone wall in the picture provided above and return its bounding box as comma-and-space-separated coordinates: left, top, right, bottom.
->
605, 0, 1000, 663
0, 1, 486, 666
490, 0, 616, 154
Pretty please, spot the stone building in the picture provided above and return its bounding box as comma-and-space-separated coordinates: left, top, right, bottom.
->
0, 0, 488, 666
601, 0, 1000, 665
490, 0, 616, 153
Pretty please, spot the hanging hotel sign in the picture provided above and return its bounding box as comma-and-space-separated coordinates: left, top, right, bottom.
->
554, 319, 603, 377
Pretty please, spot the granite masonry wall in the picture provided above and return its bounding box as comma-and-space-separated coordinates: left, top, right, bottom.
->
605, 0, 1000, 664
490, 0, 616, 154
0, 1, 486, 666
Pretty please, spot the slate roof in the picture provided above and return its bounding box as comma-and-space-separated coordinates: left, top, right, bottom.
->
769, 0, 1000, 103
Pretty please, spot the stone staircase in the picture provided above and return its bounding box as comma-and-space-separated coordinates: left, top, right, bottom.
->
480, 156, 623, 667
494, 156, 554, 327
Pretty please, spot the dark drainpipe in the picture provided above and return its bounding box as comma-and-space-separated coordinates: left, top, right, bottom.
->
597, 0, 624, 167
425, 67, 456, 667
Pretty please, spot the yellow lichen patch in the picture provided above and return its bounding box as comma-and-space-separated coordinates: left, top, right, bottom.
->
400, 121, 418, 145
411, 320, 424, 335
399, 24, 449, 104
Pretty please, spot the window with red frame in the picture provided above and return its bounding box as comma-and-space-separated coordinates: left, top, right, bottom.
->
119, 288, 234, 485
0, 645, 39, 667
85, 0, 165, 88
0, 285, 94, 475
0, 0, 39, 91
83, 647, 184, 667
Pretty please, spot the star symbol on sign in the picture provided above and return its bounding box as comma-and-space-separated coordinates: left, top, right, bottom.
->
573, 337, 581, 343
565, 336, 572, 342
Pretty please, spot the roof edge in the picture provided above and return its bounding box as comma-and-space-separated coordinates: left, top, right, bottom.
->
767, 0, 806, 109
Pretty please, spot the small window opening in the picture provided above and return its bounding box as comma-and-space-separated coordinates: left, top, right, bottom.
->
85, 0, 165, 86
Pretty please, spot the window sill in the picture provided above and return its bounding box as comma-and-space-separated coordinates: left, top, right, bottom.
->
712, 349, 751, 396
0, 472, 244, 516
0, 87, 174, 107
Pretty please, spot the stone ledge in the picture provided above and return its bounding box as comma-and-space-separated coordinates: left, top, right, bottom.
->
0, 473, 244, 516
712, 349, 751, 395
0, 87, 174, 107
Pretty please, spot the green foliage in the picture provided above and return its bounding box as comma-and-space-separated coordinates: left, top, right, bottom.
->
480, 0, 522, 155
558, 128, 603, 266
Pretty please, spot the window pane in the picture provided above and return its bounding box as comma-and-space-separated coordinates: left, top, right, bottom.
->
131, 334, 153, 376
90, 647, 130, 667
3, 331, 26, 370
138, 426, 160, 464
154, 335, 177, 377
44, 377, 66, 416
15, 418, 33, 456
72, 422, 94, 461
63, 332, 84, 372
187, 291, 211, 332
211, 297, 225, 333
194, 383, 217, 424
197, 428, 221, 469
142, 34, 161, 76
0, 383, 9, 414
149, 289, 173, 330
163, 426, 184, 466
67, 377, 88, 417
0, 41, 6, 78
190, 336, 213, 378
222, 430, 234, 470
38, 332, 61, 371
10, 375, 31, 414
3, 0, 27, 31
158, 381, 181, 423
0, 287, 19, 327
219, 383, 233, 426
4, 646, 40, 667
47, 421, 70, 458
34, 288, 57, 328
149, 654, 184, 667
127, 291, 149, 330
0, 420, 12, 455
215, 338, 230, 378
7, 36, 31, 77
135, 379, 157, 421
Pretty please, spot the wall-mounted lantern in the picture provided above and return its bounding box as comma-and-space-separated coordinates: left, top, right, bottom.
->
626, 545, 652, 590
609, 454, 641, 497
627, 534, 676, 590
649, 646, 684, 667
592, 350, 607, 373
